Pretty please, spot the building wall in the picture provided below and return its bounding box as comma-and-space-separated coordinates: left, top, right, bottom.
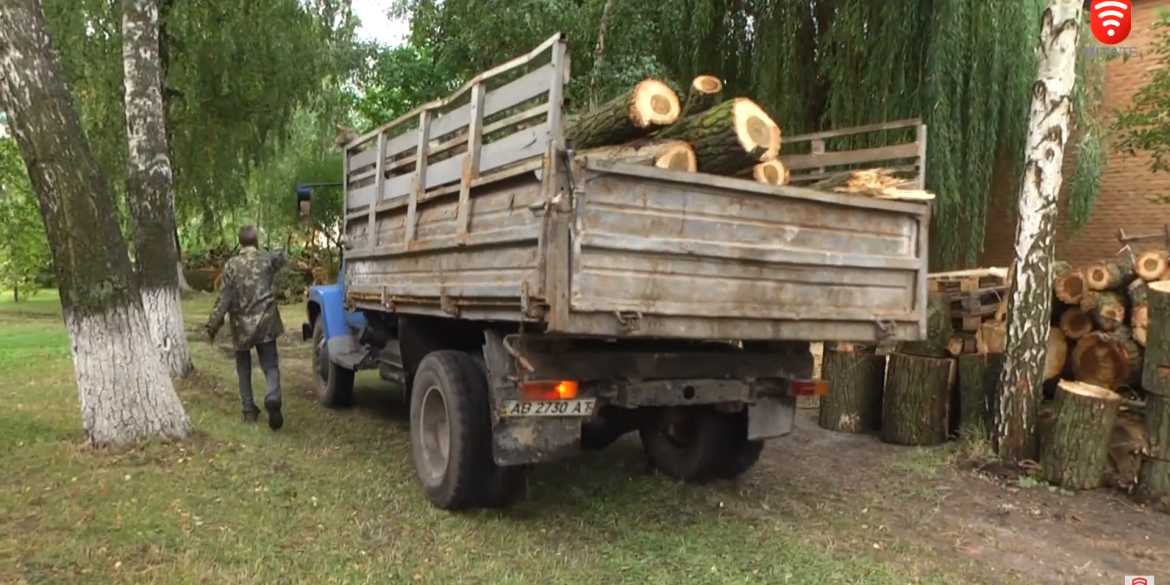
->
979, 0, 1170, 268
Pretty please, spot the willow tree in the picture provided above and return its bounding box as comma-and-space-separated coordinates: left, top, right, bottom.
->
123, 0, 192, 378
0, 0, 192, 446
995, 0, 1081, 461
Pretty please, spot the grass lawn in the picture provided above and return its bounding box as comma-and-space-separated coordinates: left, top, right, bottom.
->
0, 291, 1005, 585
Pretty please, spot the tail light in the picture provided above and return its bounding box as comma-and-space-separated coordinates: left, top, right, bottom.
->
519, 380, 579, 401
788, 379, 828, 397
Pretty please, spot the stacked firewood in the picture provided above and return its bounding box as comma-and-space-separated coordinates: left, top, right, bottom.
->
566, 76, 934, 202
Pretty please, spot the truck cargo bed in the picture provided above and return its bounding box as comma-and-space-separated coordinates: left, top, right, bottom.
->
339, 33, 928, 343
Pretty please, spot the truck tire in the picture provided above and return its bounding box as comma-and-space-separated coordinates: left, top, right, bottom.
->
467, 354, 530, 508
312, 319, 354, 408
410, 350, 516, 510
639, 406, 736, 483
716, 411, 765, 480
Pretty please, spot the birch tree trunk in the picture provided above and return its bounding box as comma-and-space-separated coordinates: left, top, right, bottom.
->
0, 0, 192, 446
122, 0, 193, 378
995, 0, 1082, 461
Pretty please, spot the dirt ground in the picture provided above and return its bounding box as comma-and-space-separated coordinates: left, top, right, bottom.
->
753, 408, 1170, 584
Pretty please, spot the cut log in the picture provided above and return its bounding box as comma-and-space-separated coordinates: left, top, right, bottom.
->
1109, 412, 1148, 490
1055, 268, 1088, 305
578, 140, 696, 170
1130, 279, 1149, 346
654, 98, 781, 174
1084, 256, 1135, 291
1040, 380, 1121, 490
1135, 249, 1169, 281
1058, 307, 1094, 339
1045, 327, 1069, 381
1071, 328, 1143, 390
1137, 393, 1170, 511
1141, 280, 1170, 398
898, 291, 953, 358
957, 353, 1005, 434
976, 320, 1006, 354
738, 160, 789, 185
818, 345, 886, 433
1079, 290, 1126, 331
681, 75, 723, 116
880, 353, 954, 446
566, 79, 681, 149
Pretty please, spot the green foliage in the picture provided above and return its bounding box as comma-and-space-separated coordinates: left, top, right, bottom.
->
0, 138, 52, 300
1067, 18, 1110, 231
1112, 10, 1170, 180
349, 43, 461, 131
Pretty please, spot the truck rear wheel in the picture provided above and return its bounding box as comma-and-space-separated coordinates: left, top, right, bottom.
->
639, 406, 737, 482
312, 319, 354, 408
715, 411, 765, 480
410, 350, 524, 510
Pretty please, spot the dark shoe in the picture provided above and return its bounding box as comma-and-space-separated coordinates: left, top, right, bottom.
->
243, 410, 259, 423
265, 399, 284, 430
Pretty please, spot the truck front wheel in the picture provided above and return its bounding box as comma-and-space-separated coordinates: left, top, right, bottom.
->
312, 319, 354, 408
640, 406, 757, 482
409, 350, 500, 510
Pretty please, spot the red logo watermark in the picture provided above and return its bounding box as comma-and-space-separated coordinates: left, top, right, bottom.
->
1090, 0, 1132, 45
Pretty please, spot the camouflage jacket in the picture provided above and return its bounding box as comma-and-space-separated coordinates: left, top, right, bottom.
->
206, 247, 288, 350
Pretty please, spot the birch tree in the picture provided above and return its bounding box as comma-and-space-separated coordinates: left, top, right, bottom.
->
123, 0, 192, 378
0, 0, 192, 446
995, 0, 1081, 461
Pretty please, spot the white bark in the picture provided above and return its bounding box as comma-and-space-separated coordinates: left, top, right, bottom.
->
68, 304, 192, 446
122, 0, 192, 377
996, 0, 1082, 461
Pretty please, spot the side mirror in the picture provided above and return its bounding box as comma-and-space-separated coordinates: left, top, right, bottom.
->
296, 185, 312, 220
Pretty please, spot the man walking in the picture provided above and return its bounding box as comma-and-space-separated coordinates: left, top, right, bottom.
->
206, 225, 288, 429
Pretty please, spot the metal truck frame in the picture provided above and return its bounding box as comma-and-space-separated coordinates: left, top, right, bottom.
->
300, 33, 931, 510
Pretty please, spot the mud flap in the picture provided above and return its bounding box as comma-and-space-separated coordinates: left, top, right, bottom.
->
492, 417, 584, 467
747, 395, 797, 440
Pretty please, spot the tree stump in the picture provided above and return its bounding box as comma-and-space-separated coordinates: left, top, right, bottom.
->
899, 291, 954, 358
818, 344, 886, 433
1137, 393, 1170, 511
957, 353, 1004, 434
881, 353, 954, 446
1141, 281, 1170, 397
1040, 380, 1121, 490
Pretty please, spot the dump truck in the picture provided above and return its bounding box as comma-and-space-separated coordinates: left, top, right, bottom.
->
299, 33, 931, 510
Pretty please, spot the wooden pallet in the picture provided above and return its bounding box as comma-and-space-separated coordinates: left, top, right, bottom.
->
928, 267, 1009, 333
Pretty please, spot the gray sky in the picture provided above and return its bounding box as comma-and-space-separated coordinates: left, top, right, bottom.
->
352, 0, 409, 47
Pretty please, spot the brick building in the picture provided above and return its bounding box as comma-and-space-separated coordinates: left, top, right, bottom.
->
979, 0, 1170, 267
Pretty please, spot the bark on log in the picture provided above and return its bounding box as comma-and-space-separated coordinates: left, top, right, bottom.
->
1058, 307, 1094, 339
1045, 327, 1068, 381
1109, 412, 1148, 490
1137, 393, 1170, 511
957, 353, 1005, 434
0, 0, 192, 446
579, 139, 697, 169
654, 98, 781, 174
899, 291, 953, 358
881, 353, 954, 446
1041, 380, 1121, 490
1141, 281, 1170, 398
1055, 268, 1088, 305
1135, 249, 1169, 281
1079, 290, 1126, 331
566, 79, 681, 149
1085, 256, 1135, 291
818, 345, 886, 433
1130, 279, 1149, 346
681, 75, 723, 116
737, 160, 789, 185
1072, 328, 1143, 390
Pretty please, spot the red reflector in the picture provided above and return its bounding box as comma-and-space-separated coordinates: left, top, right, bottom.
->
789, 379, 828, 397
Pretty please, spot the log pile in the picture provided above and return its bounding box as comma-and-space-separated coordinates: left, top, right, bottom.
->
567, 76, 935, 201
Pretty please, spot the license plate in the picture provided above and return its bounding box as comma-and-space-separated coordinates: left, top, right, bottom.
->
500, 399, 596, 417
